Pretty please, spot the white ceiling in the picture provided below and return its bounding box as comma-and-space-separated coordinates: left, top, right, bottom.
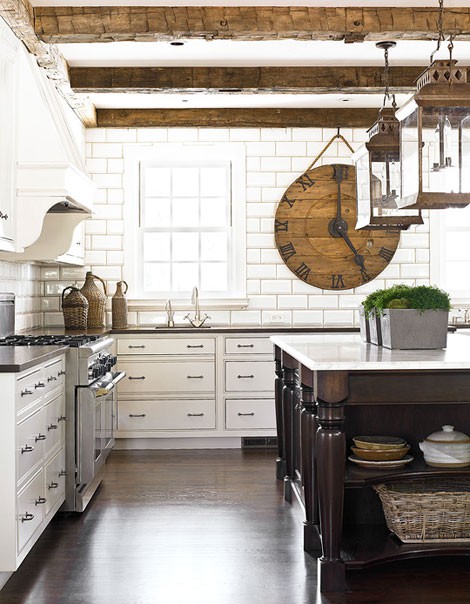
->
33, 1, 470, 110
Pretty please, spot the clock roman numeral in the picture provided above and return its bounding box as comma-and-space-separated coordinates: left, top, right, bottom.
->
275, 219, 289, 232
294, 262, 311, 281
331, 274, 345, 289
279, 242, 296, 260
281, 194, 296, 208
296, 174, 316, 191
379, 246, 394, 262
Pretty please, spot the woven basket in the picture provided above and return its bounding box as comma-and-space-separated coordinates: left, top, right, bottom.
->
61, 286, 89, 330
374, 478, 470, 543
112, 280, 128, 329
80, 272, 107, 328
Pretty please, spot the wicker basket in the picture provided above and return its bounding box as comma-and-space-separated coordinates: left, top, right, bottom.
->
112, 280, 128, 329
80, 272, 107, 328
61, 286, 89, 330
374, 478, 470, 543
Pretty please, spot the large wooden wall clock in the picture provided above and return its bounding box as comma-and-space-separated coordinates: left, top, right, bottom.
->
274, 164, 401, 291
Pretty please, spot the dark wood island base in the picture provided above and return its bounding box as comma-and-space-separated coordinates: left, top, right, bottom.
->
272, 334, 470, 593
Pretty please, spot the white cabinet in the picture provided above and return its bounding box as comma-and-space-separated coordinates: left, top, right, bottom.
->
0, 353, 66, 572
0, 19, 18, 251
114, 332, 276, 444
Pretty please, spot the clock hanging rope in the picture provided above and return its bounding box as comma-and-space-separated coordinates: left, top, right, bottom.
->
274, 130, 400, 291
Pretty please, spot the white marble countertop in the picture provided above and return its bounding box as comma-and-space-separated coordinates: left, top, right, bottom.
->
270, 332, 470, 371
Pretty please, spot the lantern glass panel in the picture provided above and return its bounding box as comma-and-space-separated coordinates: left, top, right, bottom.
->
400, 101, 420, 201
462, 115, 470, 192
354, 144, 372, 229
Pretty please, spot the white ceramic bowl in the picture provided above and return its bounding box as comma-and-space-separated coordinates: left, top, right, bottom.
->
419, 425, 470, 467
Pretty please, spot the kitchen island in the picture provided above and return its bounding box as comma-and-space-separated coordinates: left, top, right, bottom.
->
271, 333, 470, 593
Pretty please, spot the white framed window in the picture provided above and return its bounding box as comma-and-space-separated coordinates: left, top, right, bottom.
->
430, 205, 470, 304
124, 143, 246, 304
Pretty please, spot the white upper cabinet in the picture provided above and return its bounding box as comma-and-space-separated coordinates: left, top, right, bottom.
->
0, 18, 18, 251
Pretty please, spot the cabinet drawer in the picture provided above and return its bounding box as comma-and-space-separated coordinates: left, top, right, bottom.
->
225, 399, 276, 430
17, 408, 45, 484
17, 470, 45, 554
43, 356, 66, 396
44, 393, 65, 457
117, 338, 215, 355
225, 361, 274, 392
225, 338, 273, 355
119, 361, 215, 394
118, 399, 216, 431
16, 367, 43, 413
45, 448, 66, 515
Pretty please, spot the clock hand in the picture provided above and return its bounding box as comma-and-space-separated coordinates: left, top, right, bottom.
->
332, 165, 348, 233
334, 223, 369, 275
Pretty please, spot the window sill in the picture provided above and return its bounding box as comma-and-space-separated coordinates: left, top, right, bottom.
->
128, 298, 249, 312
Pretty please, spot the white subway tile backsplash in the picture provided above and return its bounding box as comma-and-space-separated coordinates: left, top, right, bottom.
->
107, 251, 125, 265
276, 141, 307, 156
261, 280, 292, 294
136, 129, 168, 142
324, 310, 354, 325
108, 159, 124, 173
92, 143, 123, 158
247, 157, 261, 171
292, 128, 323, 142
231, 310, 261, 324
247, 172, 276, 187
247, 249, 261, 263
198, 129, 230, 141
107, 189, 125, 204
278, 295, 307, 309
309, 295, 338, 309
247, 280, 261, 295
261, 249, 281, 263
168, 128, 199, 142
246, 218, 260, 233
261, 128, 292, 141
230, 129, 260, 141
87, 129, 106, 142
92, 173, 123, 188
85, 220, 107, 235
292, 310, 323, 325
248, 295, 277, 309
41, 267, 59, 280
247, 264, 276, 279
92, 235, 123, 251
246, 142, 276, 157
400, 264, 430, 279
86, 158, 107, 173
246, 203, 276, 218
84, 250, 107, 265
246, 233, 275, 248
261, 310, 292, 325
106, 129, 137, 143
106, 220, 125, 235
260, 157, 290, 172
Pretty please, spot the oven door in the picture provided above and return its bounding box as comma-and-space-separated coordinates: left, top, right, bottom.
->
76, 371, 126, 489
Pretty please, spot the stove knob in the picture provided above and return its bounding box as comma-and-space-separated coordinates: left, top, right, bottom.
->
92, 365, 102, 379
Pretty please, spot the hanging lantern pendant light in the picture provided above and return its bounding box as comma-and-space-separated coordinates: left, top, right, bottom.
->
395, 0, 470, 210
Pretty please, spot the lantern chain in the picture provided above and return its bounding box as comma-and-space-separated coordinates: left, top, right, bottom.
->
430, 0, 446, 64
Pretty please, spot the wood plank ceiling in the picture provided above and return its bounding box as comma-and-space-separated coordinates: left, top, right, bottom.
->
2, 2, 470, 128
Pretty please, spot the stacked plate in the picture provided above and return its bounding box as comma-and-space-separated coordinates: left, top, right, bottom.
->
348, 435, 413, 469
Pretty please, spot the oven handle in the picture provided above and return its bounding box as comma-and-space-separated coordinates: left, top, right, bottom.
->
94, 371, 126, 397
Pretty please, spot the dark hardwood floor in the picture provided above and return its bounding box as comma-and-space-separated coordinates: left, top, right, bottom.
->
1, 449, 470, 604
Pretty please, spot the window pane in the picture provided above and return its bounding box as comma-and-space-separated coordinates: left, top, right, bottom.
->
446, 232, 470, 261
445, 261, 470, 293
200, 198, 227, 227
172, 233, 199, 261
143, 263, 170, 291
144, 198, 171, 227
201, 232, 227, 261
201, 263, 227, 291
446, 205, 470, 227
172, 198, 199, 227
173, 263, 198, 291
172, 167, 199, 197
144, 167, 171, 196
143, 232, 170, 261
200, 167, 227, 196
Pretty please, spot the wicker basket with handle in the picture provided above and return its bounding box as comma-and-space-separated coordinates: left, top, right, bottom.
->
80, 272, 107, 328
61, 286, 89, 330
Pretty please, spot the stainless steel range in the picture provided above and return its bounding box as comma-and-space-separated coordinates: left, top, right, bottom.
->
0, 333, 125, 512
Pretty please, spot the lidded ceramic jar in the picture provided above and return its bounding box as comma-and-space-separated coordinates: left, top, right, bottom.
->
419, 425, 470, 467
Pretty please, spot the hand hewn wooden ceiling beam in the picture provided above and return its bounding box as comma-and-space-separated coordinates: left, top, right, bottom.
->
70, 65, 423, 94
34, 6, 470, 43
96, 108, 379, 129
0, 0, 96, 126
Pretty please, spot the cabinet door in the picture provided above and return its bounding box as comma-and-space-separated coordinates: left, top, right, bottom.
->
17, 407, 45, 485
45, 448, 66, 515
17, 470, 45, 554
225, 361, 274, 392
44, 393, 65, 458
119, 361, 215, 393
0, 22, 17, 250
225, 337, 274, 355
117, 338, 215, 355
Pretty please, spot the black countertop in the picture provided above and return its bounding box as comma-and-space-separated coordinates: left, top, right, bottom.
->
0, 345, 68, 373
110, 325, 360, 334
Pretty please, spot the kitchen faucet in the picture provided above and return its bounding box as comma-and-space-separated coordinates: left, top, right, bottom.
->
184, 286, 210, 328
165, 299, 175, 327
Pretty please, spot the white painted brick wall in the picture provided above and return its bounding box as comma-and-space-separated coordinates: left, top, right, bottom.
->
35, 126, 436, 328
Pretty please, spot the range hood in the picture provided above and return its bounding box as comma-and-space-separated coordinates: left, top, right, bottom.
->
11, 51, 95, 253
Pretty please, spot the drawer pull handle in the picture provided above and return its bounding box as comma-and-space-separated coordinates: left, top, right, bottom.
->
35, 381, 45, 389
47, 376, 58, 382
21, 444, 34, 454
58, 415, 67, 422
237, 374, 254, 379
129, 345, 146, 349
35, 497, 47, 506
48, 481, 59, 490
187, 344, 204, 348
187, 375, 203, 379
0, 211, 9, 220
237, 344, 254, 348
58, 370, 66, 376
129, 413, 146, 418
20, 512, 35, 523
128, 376, 146, 380
21, 389, 33, 397
35, 433, 47, 441
187, 412, 204, 417
59, 470, 67, 477
238, 412, 255, 416
48, 423, 58, 431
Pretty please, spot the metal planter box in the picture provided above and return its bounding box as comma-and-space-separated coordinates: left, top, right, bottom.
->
380, 309, 449, 349
368, 310, 382, 346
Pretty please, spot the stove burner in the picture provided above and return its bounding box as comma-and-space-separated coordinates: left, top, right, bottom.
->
0, 334, 103, 348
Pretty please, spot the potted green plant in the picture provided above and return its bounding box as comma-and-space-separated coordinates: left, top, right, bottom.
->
361, 284, 451, 349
